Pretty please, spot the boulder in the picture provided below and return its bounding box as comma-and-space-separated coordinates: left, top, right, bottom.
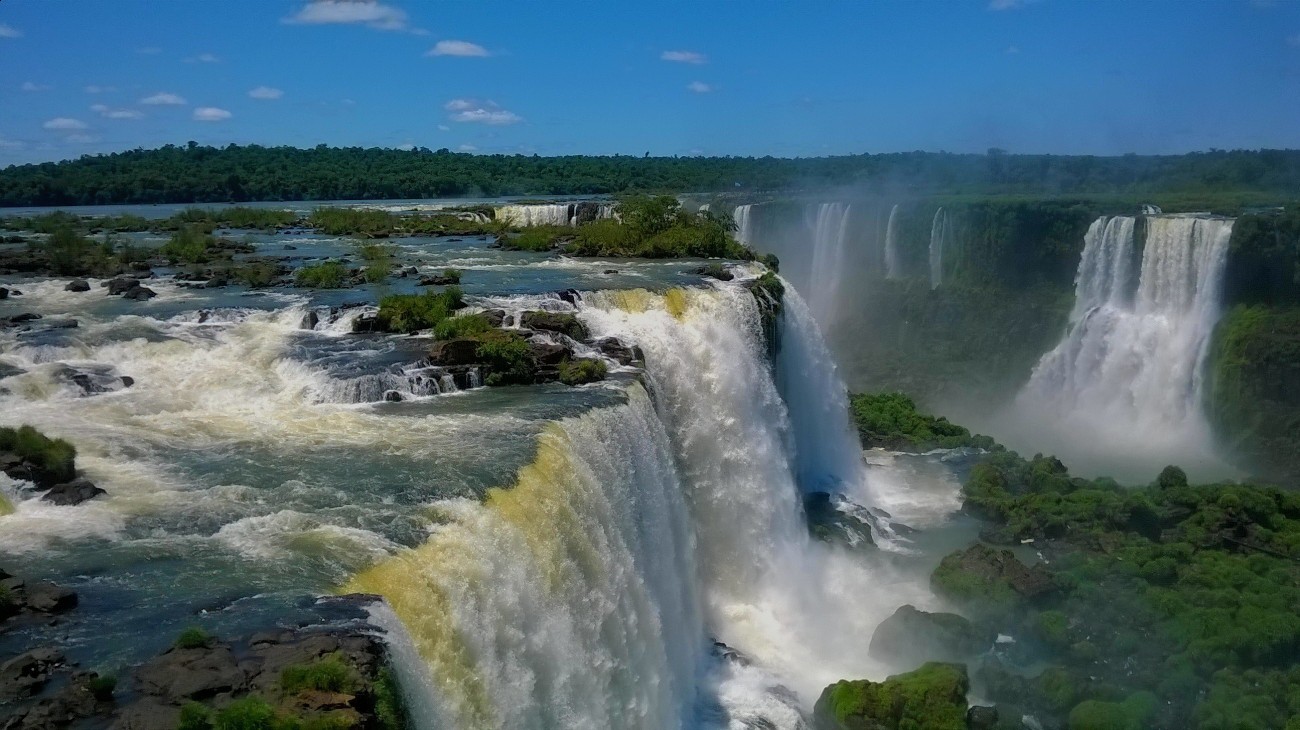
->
103, 277, 141, 295
966, 705, 999, 730
481, 309, 506, 328
300, 311, 320, 330
21, 581, 79, 613
594, 337, 643, 365
52, 365, 133, 396
41, 478, 106, 506
520, 311, 589, 340
63, 280, 90, 293
812, 662, 969, 730
528, 341, 569, 367
804, 491, 875, 548
134, 644, 247, 701
2, 671, 111, 730
428, 339, 483, 367
0, 648, 65, 702
931, 544, 1056, 611
123, 286, 157, 301
0, 287, 7, 300
869, 605, 994, 665
417, 274, 459, 286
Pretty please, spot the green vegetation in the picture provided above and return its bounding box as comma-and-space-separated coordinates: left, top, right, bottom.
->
174, 626, 213, 650
558, 358, 608, 386
374, 668, 409, 730
87, 674, 117, 701
280, 655, 358, 694
159, 225, 216, 264
440, 267, 462, 284
501, 226, 571, 252
233, 261, 281, 288
1, 144, 1297, 206
357, 243, 396, 283
848, 391, 998, 451
566, 196, 749, 259
432, 312, 493, 340
475, 331, 533, 386
375, 287, 464, 334
294, 261, 350, 289
0, 425, 77, 485
813, 662, 969, 730
1068, 693, 1158, 730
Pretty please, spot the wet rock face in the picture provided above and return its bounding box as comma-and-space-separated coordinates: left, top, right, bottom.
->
520, 311, 589, 340
40, 478, 106, 506
63, 280, 90, 293
594, 337, 643, 366
0, 571, 80, 622
869, 604, 995, 665
102, 277, 157, 300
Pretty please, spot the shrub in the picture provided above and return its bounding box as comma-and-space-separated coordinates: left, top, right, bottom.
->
558, 358, 607, 386
213, 697, 277, 730
295, 261, 349, 289
179, 702, 213, 730
43, 227, 97, 275
0, 425, 77, 485
504, 226, 568, 252
433, 312, 492, 340
375, 668, 408, 730
441, 268, 462, 283
280, 654, 358, 694
377, 287, 464, 334
87, 673, 117, 701
476, 331, 533, 386
160, 226, 215, 264
174, 626, 213, 650
358, 243, 396, 283
234, 262, 280, 288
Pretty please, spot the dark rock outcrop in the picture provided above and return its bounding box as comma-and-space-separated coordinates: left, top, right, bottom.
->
63, 280, 90, 293
428, 338, 483, 367
869, 604, 995, 665
51, 365, 134, 397
813, 662, 969, 730
931, 544, 1056, 618
103, 278, 140, 296
122, 287, 156, 301
40, 478, 106, 506
594, 337, 643, 366
481, 309, 506, 328
520, 311, 589, 340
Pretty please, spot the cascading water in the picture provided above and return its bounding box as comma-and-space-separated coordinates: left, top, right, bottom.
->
883, 204, 901, 279
733, 204, 753, 247
806, 203, 852, 328
929, 208, 945, 290
494, 203, 615, 227
1016, 214, 1234, 475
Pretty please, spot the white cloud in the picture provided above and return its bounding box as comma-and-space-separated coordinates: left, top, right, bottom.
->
91, 104, 144, 120
661, 50, 706, 64
458, 144, 477, 152
193, 107, 232, 122
21, 82, 51, 92
396, 143, 415, 151
84, 85, 117, 94
141, 92, 187, 105
0, 24, 22, 39
444, 99, 475, 111
43, 118, 89, 131
687, 81, 714, 93
283, 1, 413, 32
437, 124, 450, 132
187, 52, 221, 63
443, 99, 522, 125
0, 135, 25, 150
249, 86, 284, 100
427, 40, 490, 57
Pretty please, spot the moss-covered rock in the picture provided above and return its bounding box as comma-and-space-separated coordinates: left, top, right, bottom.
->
931, 544, 1055, 621
849, 391, 999, 452
557, 358, 607, 386
869, 605, 995, 666
1067, 691, 1157, 730
813, 662, 969, 730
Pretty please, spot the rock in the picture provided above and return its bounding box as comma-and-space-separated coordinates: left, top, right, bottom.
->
103, 277, 141, 295
300, 311, 319, 330
134, 644, 247, 701
204, 277, 228, 288
813, 662, 970, 730
481, 309, 506, 328
52, 365, 133, 396
417, 275, 459, 286
594, 337, 642, 365
41, 478, 106, 506
554, 289, 581, 306
7, 313, 41, 324
520, 311, 589, 340
697, 264, 734, 281
869, 605, 994, 665
3, 671, 111, 730
966, 705, 999, 730
603, 269, 619, 275
63, 279, 90, 293
804, 491, 875, 548
351, 314, 381, 334
0, 287, 7, 300
383, 391, 403, 402
21, 581, 79, 613
0, 648, 65, 702
428, 339, 483, 367
284, 244, 297, 250
123, 286, 157, 301
527, 340, 569, 368
931, 544, 1056, 612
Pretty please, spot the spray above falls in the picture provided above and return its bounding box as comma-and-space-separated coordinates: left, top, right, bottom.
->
1017, 214, 1234, 474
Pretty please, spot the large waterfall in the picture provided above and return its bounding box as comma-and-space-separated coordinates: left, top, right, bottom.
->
348, 281, 916, 728
1017, 214, 1234, 475
495, 203, 615, 227
733, 204, 754, 247
929, 208, 946, 290
883, 204, 901, 280
806, 203, 852, 327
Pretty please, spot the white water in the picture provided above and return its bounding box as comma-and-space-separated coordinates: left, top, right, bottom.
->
733, 205, 753, 247
1015, 214, 1234, 477
806, 203, 852, 328
883, 204, 901, 280
929, 208, 946, 290
495, 203, 615, 227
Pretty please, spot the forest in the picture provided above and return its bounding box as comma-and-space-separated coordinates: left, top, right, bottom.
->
1, 144, 1299, 207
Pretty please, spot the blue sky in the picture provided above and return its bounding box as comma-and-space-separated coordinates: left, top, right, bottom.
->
1, 0, 1298, 165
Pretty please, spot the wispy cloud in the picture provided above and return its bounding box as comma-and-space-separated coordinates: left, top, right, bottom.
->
193, 107, 232, 122
427, 40, 490, 57
0, 24, 22, 39
458, 144, 478, 152
444, 98, 522, 125
687, 81, 714, 93
141, 92, 187, 105
91, 104, 144, 120
43, 118, 89, 131
186, 52, 221, 63
0, 135, 25, 150
283, 1, 416, 32
396, 143, 416, 151
249, 86, 284, 100
661, 50, 706, 64
21, 82, 51, 92
437, 124, 450, 132
84, 85, 118, 94
988, 0, 1036, 9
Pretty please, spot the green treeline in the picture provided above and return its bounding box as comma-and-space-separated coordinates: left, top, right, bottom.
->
2, 144, 1299, 207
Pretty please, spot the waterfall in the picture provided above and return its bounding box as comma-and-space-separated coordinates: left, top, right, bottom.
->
733, 204, 753, 247
350, 282, 909, 728
1017, 214, 1234, 471
883, 204, 901, 279
929, 208, 945, 290
806, 203, 852, 327
495, 204, 576, 227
